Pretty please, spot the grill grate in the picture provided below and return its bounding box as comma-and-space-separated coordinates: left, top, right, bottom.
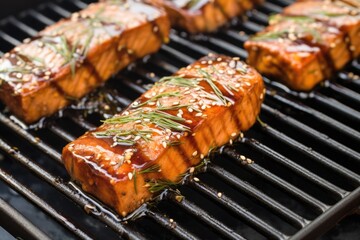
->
0, 0, 359, 239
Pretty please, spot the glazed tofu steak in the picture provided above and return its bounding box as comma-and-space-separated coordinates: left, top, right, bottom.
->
62, 54, 265, 217
0, 1, 170, 123
145, 0, 263, 33
245, 0, 360, 91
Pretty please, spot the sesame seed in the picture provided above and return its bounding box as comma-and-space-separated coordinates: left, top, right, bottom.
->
200, 154, 204, 159
189, 167, 195, 173
169, 218, 174, 223
217, 192, 222, 198
193, 177, 200, 182
186, 120, 193, 124
172, 101, 180, 106
175, 195, 184, 202
246, 158, 253, 164
128, 172, 133, 180
229, 139, 233, 145
231, 132, 237, 137
192, 133, 196, 136
192, 151, 198, 157
16, 73, 23, 79
240, 155, 246, 161
134, 136, 141, 141
162, 142, 167, 148
195, 113, 202, 117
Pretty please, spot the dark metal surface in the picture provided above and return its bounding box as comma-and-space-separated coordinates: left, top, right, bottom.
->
0, 0, 359, 239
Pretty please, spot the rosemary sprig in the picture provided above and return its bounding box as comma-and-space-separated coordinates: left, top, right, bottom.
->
250, 30, 288, 41
94, 129, 153, 146
197, 69, 228, 105
133, 164, 161, 194
104, 110, 191, 132
42, 36, 80, 77
185, 0, 201, 9
313, 11, 352, 17
146, 179, 178, 193
269, 14, 314, 24
158, 76, 200, 88
132, 91, 182, 108
138, 164, 161, 174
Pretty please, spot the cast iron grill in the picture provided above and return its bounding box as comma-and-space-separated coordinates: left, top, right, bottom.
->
0, 0, 359, 239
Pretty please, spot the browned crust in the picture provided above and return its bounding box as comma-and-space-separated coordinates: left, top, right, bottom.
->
62, 54, 265, 216
0, 2, 170, 123
147, 0, 262, 33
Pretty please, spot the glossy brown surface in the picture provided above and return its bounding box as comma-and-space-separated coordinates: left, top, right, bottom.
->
62, 54, 265, 217
245, 0, 359, 91
0, 1, 170, 123
284, 1, 360, 57
146, 0, 262, 33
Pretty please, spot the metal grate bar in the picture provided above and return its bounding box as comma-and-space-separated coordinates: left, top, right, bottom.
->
207, 164, 308, 228
50, 125, 76, 142
146, 210, 200, 240
167, 191, 246, 240
47, 2, 72, 17
0, 113, 62, 163
255, 123, 360, 185
191, 181, 288, 239
0, 30, 21, 46
0, 168, 92, 240
292, 187, 360, 240
262, 104, 360, 160
244, 137, 348, 198
266, 91, 360, 143
327, 83, 360, 106
312, 93, 360, 122
7, 16, 37, 36
0, 197, 50, 240
27, 9, 55, 25
223, 147, 329, 212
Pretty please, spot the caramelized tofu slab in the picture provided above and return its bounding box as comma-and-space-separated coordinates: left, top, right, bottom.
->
0, 1, 170, 123
283, 1, 360, 58
62, 55, 264, 217
146, 0, 262, 33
